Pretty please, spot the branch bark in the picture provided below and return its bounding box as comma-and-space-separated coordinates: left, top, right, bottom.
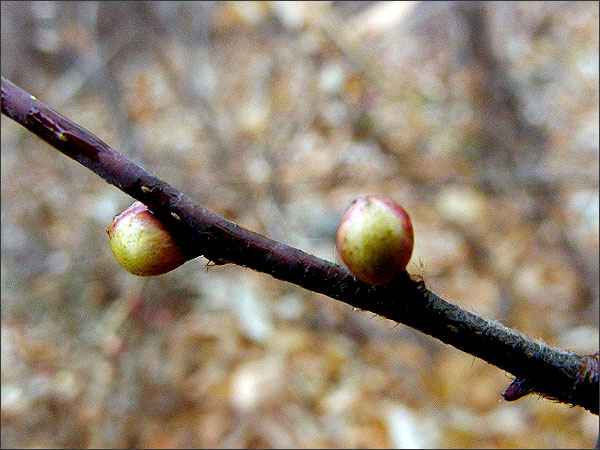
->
2, 75, 598, 414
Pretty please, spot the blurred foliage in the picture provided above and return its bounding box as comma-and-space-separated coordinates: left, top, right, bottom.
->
1, 1, 598, 448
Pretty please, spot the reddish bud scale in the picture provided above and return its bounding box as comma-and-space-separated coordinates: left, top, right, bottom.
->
336, 194, 414, 285
107, 202, 189, 276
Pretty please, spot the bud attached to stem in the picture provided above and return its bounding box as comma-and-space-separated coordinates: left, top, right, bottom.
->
107, 201, 190, 276
337, 195, 414, 285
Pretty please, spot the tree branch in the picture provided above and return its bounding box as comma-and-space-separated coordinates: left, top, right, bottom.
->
2, 75, 597, 414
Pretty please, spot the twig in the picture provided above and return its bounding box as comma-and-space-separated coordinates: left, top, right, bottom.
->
2, 75, 597, 414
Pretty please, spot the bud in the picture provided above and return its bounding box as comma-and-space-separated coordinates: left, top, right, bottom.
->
337, 195, 414, 285
107, 202, 189, 276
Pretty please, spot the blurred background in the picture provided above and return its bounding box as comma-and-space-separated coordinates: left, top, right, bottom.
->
1, 1, 598, 448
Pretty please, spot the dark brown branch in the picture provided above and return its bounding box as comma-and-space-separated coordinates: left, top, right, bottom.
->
2, 75, 598, 414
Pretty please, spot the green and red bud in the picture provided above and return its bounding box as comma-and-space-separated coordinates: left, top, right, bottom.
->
107, 201, 189, 276
337, 195, 414, 285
